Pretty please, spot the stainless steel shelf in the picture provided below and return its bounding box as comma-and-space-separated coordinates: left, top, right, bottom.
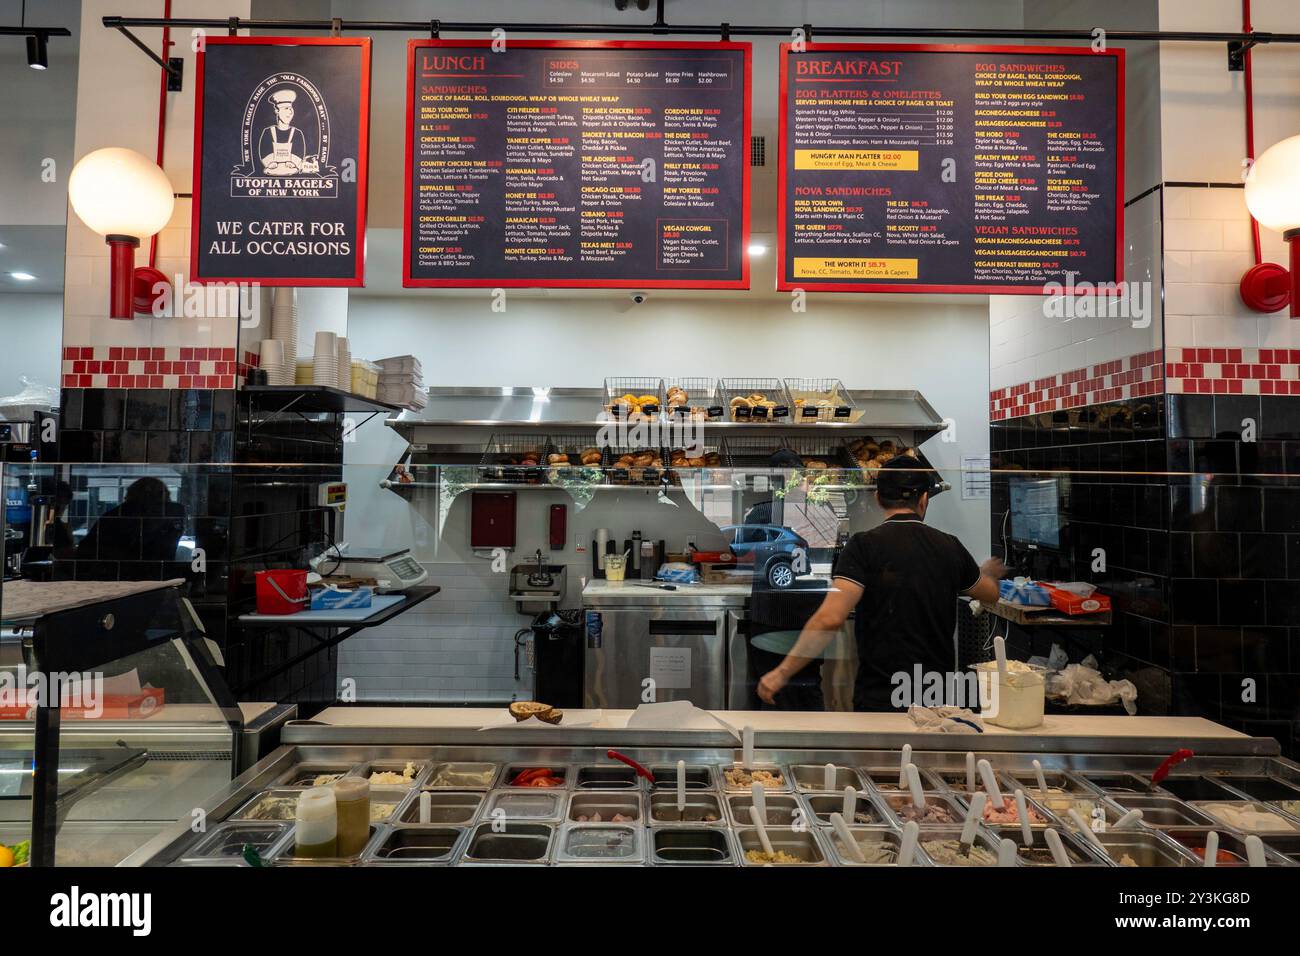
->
384, 387, 946, 439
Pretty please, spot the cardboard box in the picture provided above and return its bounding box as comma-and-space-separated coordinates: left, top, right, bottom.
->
1044, 584, 1111, 616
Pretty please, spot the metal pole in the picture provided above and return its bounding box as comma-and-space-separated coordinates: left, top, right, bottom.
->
100, 16, 1300, 44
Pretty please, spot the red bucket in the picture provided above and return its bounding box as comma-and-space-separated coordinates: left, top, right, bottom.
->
255, 569, 309, 615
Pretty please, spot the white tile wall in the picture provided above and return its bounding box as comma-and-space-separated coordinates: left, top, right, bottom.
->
989, 190, 1164, 399
1163, 185, 1293, 357
336, 562, 530, 702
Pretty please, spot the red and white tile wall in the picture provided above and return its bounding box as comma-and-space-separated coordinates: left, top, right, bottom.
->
61, 346, 261, 390
1162, 185, 1298, 394
62, 198, 244, 380
988, 185, 1300, 417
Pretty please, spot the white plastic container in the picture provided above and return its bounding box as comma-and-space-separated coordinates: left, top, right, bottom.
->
294, 786, 338, 858
972, 660, 1047, 729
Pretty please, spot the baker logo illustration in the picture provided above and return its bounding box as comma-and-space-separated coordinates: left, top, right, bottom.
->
260, 89, 311, 175
230, 72, 340, 199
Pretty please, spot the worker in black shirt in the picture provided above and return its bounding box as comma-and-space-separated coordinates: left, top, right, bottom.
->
757, 456, 1003, 711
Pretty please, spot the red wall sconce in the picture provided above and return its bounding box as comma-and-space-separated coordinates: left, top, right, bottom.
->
1242, 134, 1300, 318
67, 147, 175, 319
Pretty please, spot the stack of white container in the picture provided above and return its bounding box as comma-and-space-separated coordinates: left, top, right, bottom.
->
312, 331, 340, 387
375, 355, 426, 410
258, 288, 298, 385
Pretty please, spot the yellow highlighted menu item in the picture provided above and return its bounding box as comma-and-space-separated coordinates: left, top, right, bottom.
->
793, 257, 919, 280
794, 149, 919, 171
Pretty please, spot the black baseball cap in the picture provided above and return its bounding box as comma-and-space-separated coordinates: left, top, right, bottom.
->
875, 454, 939, 500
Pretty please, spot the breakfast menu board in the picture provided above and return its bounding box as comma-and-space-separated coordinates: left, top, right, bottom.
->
404, 40, 750, 288
778, 44, 1123, 294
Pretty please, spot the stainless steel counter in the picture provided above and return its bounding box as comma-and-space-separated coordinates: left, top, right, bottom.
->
583, 581, 752, 608
118, 735, 1300, 868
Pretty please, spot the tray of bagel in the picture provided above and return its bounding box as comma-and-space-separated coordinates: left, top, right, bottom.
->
604, 377, 664, 422
604, 445, 666, 486
784, 377, 860, 423
545, 433, 606, 483
479, 433, 549, 485
662, 379, 725, 421
719, 378, 793, 423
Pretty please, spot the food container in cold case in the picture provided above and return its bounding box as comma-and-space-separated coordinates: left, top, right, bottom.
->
735, 827, 829, 866
363, 826, 466, 865
1188, 800, 1300, 834
971, 660, 1048, 729
555, 824, 644, 864
825, 826, 907, 866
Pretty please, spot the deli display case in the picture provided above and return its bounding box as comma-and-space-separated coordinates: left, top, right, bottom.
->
0, 576, 247, 866
121, 715, 1300, 867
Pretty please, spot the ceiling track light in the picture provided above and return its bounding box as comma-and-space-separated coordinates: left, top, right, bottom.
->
26, 31, 47, 69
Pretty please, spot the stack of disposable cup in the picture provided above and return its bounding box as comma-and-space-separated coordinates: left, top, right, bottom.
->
335, 337, 351, 392
269, 289, 298, 369
313, 331, 338, 387
259, 339, 292, 385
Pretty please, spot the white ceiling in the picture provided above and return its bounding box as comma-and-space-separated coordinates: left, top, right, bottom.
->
0, 225, 66, 294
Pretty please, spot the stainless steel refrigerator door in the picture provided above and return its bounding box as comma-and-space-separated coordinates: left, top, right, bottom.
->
726, 609, 755, 710
584, 609, 726, 710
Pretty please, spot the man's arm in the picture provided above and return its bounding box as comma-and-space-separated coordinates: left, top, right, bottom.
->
962, 556, 1005, 605
757, 578, 863, 704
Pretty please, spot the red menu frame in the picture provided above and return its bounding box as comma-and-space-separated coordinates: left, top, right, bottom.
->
403, 39, 752, 290
776, 43, 1125, 295
190, 36, 372, 287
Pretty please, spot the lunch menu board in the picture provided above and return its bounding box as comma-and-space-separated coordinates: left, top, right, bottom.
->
778, 44, 1123, 294
191, 37, 371, 286
404, 40, 750, 288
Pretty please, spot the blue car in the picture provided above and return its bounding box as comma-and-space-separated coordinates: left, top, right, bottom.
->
720, 524, 809, 589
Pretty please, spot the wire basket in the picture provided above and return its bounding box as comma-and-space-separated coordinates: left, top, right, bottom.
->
718, 378, 792, 423
603, 377, 664, 420
665, 442, 728, 470
545, 431, 605, 480
782, 433, 855, 470
479, 432, 550, 484
604, 445, 667, 486
784, 377, 859, 423
842, 435, 914, 482
662, 378, 724, 421
720, 434, 786, 467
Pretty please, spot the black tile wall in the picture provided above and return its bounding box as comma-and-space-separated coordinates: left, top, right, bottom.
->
994, 393, 1300, 756
53, 386, 349, 711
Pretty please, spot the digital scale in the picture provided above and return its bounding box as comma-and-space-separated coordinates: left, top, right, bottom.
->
331, 547, 428, 593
